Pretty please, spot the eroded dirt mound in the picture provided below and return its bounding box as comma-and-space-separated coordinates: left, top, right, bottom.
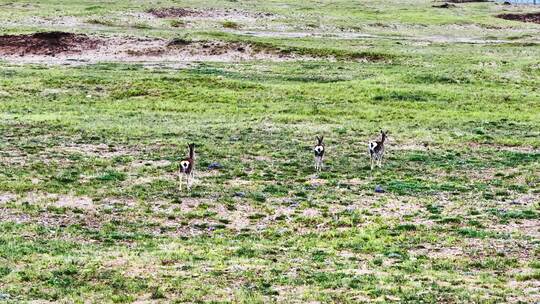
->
121, 39, 302, 62
433, 3, 457, 8
147, 7, 273, 19
446, 0, 489, 3
0, 32, 317, 65
167, 40, 254, 56
147, 7, 200, 18
497, 12, 540, 24
0, 32, 100, 56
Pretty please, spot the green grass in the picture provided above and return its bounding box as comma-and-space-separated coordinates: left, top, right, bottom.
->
0, 0, 539, 302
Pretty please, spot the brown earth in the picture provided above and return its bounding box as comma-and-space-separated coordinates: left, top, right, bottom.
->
497, 12, 540, 24
0, 32, 315, 65
447, 0, 489, 2
147, 7, 273, 19
147, 7, 201, 18
0, 31, 100, 56
433, 3, 458, 8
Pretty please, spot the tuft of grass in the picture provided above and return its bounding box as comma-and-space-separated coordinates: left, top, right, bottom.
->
96, 170, 126, 182
169, 20, 186, 28
516, 271, 540, 282
86, 18, 115, 26
222, 21, 240, 29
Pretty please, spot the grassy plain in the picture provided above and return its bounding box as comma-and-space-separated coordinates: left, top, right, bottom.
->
0, 0, 539, 303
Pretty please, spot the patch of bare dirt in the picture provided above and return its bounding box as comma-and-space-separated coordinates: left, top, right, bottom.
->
0, 32, 316, 65
301, 208, 321, 218
210, 202, 258, 231
467, 142, 540, 153
497, 12, 540, 24
308, 177, 328, 187
147, 7, 201, 18
0, 204, 102, 229
433, 3, 457, 8
3, 16, 90, 29
52, 143, 137, 158
0, 148, 28, 166
176, 198, 205, 213
365, 195, 424, 219
130, 159, 172, 169
489, 219, 540, 239
0, 31, 100, 56
446, 0, 489, 3
20, 192, 95, 210
147, 7, 273, 20
410, 244, 463, 259
507, 279, 540, 304
0, 193, 16, 204
55, 194, 94, 210
392, 142, 430, 151
466, 238, 536, 259
510, 194, 539, 206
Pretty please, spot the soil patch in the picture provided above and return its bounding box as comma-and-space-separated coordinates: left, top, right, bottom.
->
446, 0, 489, 2
55, 194, 94, 210
0, 193, 16, 204
147, 7, 201, 18
0, 31, 100, 56
433, 3, 457, 8
147, 7, 273, 19
54, 143, 137, 158
0, 31, 318, 65
497, 12, 540, 24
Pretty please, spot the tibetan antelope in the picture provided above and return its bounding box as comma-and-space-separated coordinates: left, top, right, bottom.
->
179, 143, 195, 191
369, 130, 387, 170
314, 136, 325, 172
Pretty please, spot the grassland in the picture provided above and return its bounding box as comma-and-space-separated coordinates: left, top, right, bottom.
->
0, 0, 539, 303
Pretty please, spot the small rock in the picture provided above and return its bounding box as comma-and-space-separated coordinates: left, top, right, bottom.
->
233, 191, 246, 198
207, 162, 223, 170
40, 88, 65, 97
0, 91, 11, 98
375, 185, 385, 193
0, 293, 10, 300
387, 253, 402, 259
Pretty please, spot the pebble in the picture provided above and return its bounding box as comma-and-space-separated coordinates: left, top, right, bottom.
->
233, 191, 246, 198
207, 162, 223, 170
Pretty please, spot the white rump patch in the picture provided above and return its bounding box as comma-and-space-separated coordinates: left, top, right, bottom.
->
180, 161, 190, 169
369, 142, 377, 150
314, 146, 323, 153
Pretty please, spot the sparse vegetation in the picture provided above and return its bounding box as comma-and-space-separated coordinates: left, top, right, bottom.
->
169, 19, 186, 28
86, 18, 115, 27
222, 20, 240, 29
0, 0, 539, 303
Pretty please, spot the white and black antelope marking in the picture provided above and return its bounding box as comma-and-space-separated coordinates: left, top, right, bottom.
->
369, 130, 387, 170
179, 143, 195, 191
314, 135, 325, 172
